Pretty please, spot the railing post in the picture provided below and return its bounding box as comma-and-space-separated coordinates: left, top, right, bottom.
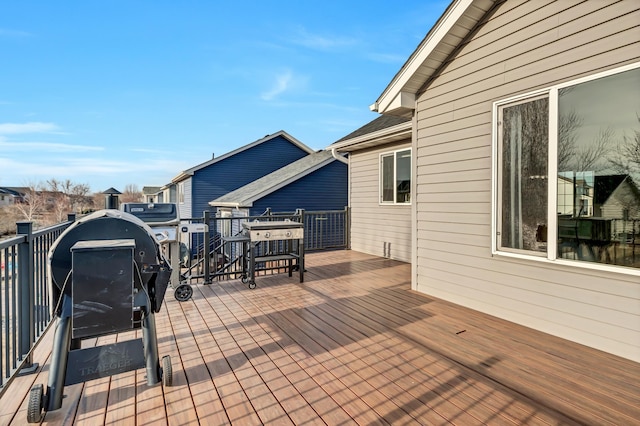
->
297, 209, 306, 250
345, 206, 351, 249
203, 211, 211, 284
16, 221, 38, 374
67, 213, 76, 223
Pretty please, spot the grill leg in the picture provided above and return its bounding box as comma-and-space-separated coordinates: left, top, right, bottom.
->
46, 295, 72, 411
141, 308, 160, 385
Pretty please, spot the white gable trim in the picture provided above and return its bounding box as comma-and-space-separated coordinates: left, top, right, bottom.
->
372, 0, 495, 115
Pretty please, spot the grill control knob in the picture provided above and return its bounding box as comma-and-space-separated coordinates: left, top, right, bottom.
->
265, 232, 271, 239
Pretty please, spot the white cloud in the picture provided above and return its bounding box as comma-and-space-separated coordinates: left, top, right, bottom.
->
0, 122, 60, 134
0, 139, 103, 152
129, 147, 174, 155
0, 154, 193, 191
366, 52, 407, 64
0, 28, 32, 37
261, 70, 294, 101
290, 27, 358, 51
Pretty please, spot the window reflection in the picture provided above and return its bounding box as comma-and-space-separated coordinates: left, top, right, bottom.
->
396, 150, 411, 203
557, 67, 640, 267
499, 97, 549, 252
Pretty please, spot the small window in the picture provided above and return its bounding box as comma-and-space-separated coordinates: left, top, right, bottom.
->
178, 182, 185, 204
380, 148, 411, 204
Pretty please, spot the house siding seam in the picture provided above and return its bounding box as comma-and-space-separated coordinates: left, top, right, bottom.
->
413, 1, 640, 361
349, 142, 412, 263
189, 135, 311, 219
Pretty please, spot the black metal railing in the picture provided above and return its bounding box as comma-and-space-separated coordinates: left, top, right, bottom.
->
0, 207, 349, 392
0, 215, 75, 392
180, 207, 350, 283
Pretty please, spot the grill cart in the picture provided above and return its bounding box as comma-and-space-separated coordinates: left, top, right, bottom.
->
242, 220, 304, 289
27, 210, 174, 423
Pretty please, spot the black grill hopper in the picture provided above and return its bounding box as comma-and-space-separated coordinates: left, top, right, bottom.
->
26, 209, 173, 423
49, 209, 171, 313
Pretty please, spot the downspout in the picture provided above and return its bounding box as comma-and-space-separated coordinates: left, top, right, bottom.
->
331, 148, 348, 164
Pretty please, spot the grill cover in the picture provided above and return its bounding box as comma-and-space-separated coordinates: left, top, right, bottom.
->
49, 209, 171, 313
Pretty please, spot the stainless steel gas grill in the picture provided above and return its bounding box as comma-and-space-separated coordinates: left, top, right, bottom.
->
241, 220, 304, 289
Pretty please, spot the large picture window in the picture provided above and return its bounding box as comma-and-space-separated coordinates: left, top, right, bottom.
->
494, 63, 640, 271
380, 149, 411, 204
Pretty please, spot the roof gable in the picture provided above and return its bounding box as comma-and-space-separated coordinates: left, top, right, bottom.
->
209, 151, 344, 208
172, 130, 315, 183
371, 0, 496, 116
594, 175, 628, 205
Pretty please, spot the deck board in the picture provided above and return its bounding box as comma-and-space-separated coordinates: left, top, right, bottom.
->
1, 250, 639, 425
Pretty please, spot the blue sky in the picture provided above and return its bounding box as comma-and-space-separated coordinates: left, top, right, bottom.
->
0, 1, 448, 193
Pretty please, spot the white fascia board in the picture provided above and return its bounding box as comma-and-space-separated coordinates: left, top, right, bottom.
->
330, 121, 412, 151
208, 201, 248, 208
374, 0, 473, 114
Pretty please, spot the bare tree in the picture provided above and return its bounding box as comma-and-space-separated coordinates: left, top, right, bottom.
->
557, 110, 582, 171
0, 205, 20, 236
44, 178, 92, 222
558, 110, 613, 173
121, 184, 143, 203
575, 126, 614, 171
609, 114, 640, 176
10, 182, 47, 224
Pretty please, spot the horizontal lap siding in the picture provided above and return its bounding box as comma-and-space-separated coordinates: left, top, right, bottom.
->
192, 136, 310, 218
350, 143, 411, 262
414, 0, 640, 361
250, 161, 347, 214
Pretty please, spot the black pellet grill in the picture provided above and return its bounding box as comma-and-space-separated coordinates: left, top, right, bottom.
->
27, 210, 174, 423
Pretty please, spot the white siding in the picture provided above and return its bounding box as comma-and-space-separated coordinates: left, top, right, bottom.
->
178, 179, 192, 219
414, 0, 640, 361
349, 142, 412, 262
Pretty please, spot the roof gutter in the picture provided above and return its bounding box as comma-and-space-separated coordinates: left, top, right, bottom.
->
207, 201, 249, 209
330, 148, 349, 164
331, 120, 412, 152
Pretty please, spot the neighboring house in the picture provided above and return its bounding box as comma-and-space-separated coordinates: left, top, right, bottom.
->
0, 187, 26, 207
209, 150, 347, 215
341, 0, 640, 362
142, 186, 163, 203
171, 131, 315, 219
557, 173, 594, 217
160, 183, 177, 205
595, 175, 640, 219
329, 115, 412, 262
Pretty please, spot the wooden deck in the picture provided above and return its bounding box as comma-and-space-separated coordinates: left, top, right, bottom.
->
1, 250, 639, 425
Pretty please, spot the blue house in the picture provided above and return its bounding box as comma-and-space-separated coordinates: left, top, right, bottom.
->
170, 131, 315, 219
209, 150, 348, 252
208, 150, 347, 216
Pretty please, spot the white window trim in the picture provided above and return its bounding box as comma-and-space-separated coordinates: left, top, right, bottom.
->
379, 147, 412, 205
491, 62, 640, 277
